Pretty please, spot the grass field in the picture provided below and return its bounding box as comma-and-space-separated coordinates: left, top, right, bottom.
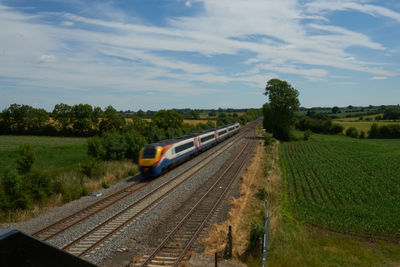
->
0, 135, 89, 172
333, 119, 400, 132
279, 134, 400, 237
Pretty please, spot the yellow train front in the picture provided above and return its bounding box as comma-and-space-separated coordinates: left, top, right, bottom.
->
138, 145, 165, 177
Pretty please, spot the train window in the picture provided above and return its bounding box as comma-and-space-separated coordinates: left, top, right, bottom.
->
142, 146, 157, 159
201, 134, 214, 143
228, 127, 234, 131
219, 130, 227, 135
175, 141, 194, 153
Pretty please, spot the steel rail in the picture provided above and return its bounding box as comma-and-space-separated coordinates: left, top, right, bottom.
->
139, 139, 255, 266
32, 123, 254, 242
62, 129, 252, 257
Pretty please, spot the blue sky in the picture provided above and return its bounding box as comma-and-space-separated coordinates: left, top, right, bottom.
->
0, 0, 399, 111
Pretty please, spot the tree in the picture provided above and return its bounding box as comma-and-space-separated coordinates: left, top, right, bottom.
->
16, 144, 35, 174
263, 79, 300, 140
1, 104, 49, 134
152, 110, 183, 130
331, 106, 340, 114
99, 105, 125, 133
208, 111, 216, 117
136, 109, 145, 118
52, 103, 72, 131
190, 109, 200, 119
70, 104, 95, 135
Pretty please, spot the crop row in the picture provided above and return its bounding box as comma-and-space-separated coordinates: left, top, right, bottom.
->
279, 137, 400, 236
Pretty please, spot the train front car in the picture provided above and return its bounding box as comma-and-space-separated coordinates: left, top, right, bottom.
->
138, 144, 165, 177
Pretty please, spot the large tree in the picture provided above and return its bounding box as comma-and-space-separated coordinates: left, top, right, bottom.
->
99, 105, 125, 133
263, 79, 300, 140
152, 110, 183, 130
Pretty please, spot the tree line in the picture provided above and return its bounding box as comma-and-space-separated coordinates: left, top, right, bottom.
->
262, 79, 400, 141
0, 103, 261, 137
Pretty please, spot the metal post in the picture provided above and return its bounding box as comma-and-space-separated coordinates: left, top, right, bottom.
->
262, 206, 270, 267
224, 225, 232, 259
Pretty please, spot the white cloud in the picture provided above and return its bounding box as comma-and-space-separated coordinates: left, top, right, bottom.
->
0, 1, 398, 109
306, 0, 400, 22
185, 1, 192, 7
38, 54, 58, 63
370, 76, 387, 80
61, 21, 74, 26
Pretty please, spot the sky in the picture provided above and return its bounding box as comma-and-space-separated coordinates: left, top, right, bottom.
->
0, 0, 399, 111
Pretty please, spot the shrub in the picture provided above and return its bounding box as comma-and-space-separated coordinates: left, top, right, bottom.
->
80, 159, 104, 179
102, 131, 127, 160
128, 169, 137, 176
124, 130, 147, 162
16, 144, 35, 174
0, 169, 31, 211
87, 137, 106, 159
304, 130, 311, 141
263, 133, 274, 145
256, 188, 268, 200
23, 169, 53, 204
345, 127, 359, 138
296, 117, 343, 135
102, 180, 109, 189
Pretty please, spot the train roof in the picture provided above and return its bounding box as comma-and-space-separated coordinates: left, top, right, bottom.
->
148, 122, 238, 147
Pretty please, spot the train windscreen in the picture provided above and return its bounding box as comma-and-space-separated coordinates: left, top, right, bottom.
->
142, 146, 157, 159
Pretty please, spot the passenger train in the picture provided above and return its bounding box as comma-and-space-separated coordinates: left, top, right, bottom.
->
138, 122, 240, 177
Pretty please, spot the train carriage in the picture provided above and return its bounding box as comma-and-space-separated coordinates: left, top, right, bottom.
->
138, 122, 240, 177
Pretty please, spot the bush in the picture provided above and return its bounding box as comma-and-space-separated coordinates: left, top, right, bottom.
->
248, 220, 264, 257
369, 123, 400, 138
102, 131, 127, 160
263, 133, 275, 145
102, 180, 109, 189
0, 169, 31, 211
88, 130, 147, 162
23, 169, 53, 204
16, 144, 35, 174
256, 188, 268, 200
345, 127, 359, 138
87, 137, 106, 159
124, 130, 147, 162
296, 117, 343, 135
128, 169, 137, 176
304, 130, 311, 141
80, 159, 104, 179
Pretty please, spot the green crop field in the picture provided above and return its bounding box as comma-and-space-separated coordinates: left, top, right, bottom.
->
280, 134, 400, 237
0, 135, 89, 172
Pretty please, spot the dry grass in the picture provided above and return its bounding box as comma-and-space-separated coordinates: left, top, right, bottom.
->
202, 141, 268, 258
1, 161, 137, 223
84, 160, 137, 193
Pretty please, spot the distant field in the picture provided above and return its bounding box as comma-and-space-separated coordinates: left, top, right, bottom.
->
333, 119, 400, 132
280, 134, 400, 236
0, 136, 88, 172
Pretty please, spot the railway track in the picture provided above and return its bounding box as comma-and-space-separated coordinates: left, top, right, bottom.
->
32, 122, 256, 243
55, 122, 258, 259
136, 138, 257, 266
